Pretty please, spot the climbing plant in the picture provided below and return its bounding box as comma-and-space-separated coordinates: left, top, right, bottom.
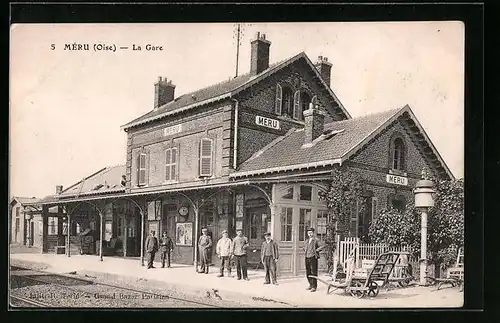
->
318, 167, 366, 272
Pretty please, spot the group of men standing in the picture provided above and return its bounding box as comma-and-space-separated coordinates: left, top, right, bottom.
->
198, 228, 253, 281
144, 227, 324, 292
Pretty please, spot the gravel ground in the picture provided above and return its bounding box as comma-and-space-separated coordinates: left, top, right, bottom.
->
9, 263, 250, 308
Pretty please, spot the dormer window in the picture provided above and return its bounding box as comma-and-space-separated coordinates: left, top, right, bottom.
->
275, 84, 315, 122
390, 137, 406, 171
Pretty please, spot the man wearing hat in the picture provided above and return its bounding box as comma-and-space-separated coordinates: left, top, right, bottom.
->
198, 228, 212, 274
145, 230, 159, 269
261, 232, 279, 285
232, 229, 250, 280
159, 231, 174, 268
304, 228, 324, 292
216, 230, 233, 277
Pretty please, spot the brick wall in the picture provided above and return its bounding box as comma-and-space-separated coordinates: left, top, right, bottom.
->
126, 101, 231, 189
351, 120, 435, 178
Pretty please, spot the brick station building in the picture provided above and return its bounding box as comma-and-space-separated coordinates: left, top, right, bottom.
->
30, 32, 453, 276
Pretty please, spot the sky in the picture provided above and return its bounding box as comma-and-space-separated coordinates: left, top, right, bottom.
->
10, 22, 464, 199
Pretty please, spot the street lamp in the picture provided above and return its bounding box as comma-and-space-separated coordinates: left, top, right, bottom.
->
413, 179, 435, 285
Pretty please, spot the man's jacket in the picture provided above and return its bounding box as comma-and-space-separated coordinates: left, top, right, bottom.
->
159, 236, 173, 252
260, 239, 280, 263
145, 235, 159, 253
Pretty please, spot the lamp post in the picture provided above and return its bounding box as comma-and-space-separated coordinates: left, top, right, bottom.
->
413, 179, 435, 285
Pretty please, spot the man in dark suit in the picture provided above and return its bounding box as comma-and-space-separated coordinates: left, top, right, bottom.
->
159, 231, 174, 268
261, 232, 279, 285
198, 228, 212, 274
304, 228, 324, 292
145, 230, 159, 269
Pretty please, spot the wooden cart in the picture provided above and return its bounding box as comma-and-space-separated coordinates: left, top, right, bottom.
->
311, 251, 413, 298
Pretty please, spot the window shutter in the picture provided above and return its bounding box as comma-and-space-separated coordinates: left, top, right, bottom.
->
139, 153, 146, 185
199, 138, 213, 177
293, 90, 300, 119
171, 147, 178, 181
136, 154, 140, 186
165, 149, 171, 181
275, 84, 282, 115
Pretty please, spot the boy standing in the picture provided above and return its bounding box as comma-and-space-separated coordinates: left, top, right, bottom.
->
232, 229, 250, 281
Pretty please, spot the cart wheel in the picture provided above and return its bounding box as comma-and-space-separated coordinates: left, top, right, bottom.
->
367, 281, 379, 297
398, 279, 409, 288
349, 281, 366, 299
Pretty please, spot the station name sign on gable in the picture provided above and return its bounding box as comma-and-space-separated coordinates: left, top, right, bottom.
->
386, 174, 408, 186
255, 116, 280, 130
164, 124, 182, 137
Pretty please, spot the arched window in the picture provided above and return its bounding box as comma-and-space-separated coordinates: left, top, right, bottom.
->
391, 137, 405, 171
281, 86, 293, 117
298, 92, 311, 121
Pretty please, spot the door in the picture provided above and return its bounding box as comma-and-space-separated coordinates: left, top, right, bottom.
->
162, 203, 178, 261
246, 206, 271, 264
29, 222, 34, 247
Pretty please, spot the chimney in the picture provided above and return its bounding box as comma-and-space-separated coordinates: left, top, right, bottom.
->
303, 103, 326, 147
56, 185, 63, 194
154, 76, 176, 109
250, 32, 271, 75
315, 56, 333, 87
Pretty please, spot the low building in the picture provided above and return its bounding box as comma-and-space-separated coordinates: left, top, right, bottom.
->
29, 32, 453, 276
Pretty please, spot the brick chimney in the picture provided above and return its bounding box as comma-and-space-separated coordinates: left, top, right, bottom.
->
250, 32, 271, 75
315, 56, 332, 87
303, 103, 326, 147
154, 76, 176, 109
56, 185, 63, 194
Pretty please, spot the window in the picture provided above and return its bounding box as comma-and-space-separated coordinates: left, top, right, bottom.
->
16, 207, 20, 218
199, 138, 213, 177
165, 147, 178, 181
299, 92, 312, 121
281, 87, 293, 117
299, 185, 312, 201
117, 217, 123, 236
275, 84, 282, 115
250, 212, 258, 239
280, 186, 294, 200
137, 153, 147, 186
299, 208, 312, 241
391, 198, 406, 212
391, 137, 405, 171
280, 207, 293, 242
316, 210, 328, 242
48, 217, 58, 235
293, 90, 301, 120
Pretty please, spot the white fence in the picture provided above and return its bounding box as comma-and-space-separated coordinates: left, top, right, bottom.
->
336, 238, 417, 278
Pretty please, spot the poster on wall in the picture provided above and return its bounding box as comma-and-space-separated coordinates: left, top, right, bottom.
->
148, 222, 158, 236
235, 194, 244, 218
104, 221, 113, 241
176, 222, 193, 246
236, 220, 243, 231
147, 201, 156, 220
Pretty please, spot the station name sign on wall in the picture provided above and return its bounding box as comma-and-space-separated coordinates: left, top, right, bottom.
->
164, 124, 182, 137
255, 115, 280, 130
386, 174, 408, 186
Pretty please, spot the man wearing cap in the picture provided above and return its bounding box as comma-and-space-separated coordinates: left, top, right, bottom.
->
159, 231, 174, 268
198, 228, 212, 274
216, 230, 233, 277
304, 228, 324, 292
232, 229, 250, 280
145, 230, 159, 269
261, 232, 279, 285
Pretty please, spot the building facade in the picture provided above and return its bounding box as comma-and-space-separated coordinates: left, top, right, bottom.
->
30, 32, 453, 276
